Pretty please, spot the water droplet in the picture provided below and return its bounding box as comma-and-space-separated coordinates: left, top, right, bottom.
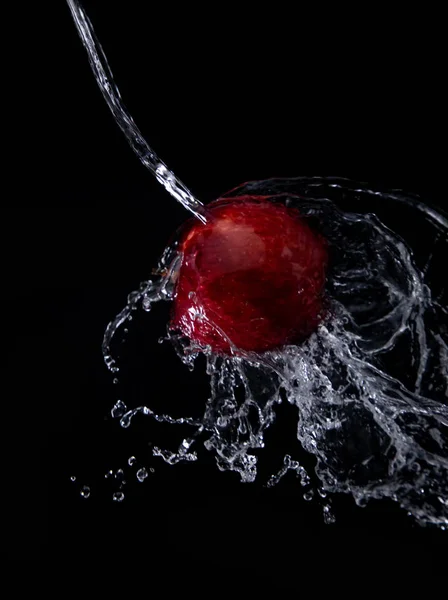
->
120, 412, 133, 429
303, 490, 314, 501
111, 400, 127, 418
128, 456, 137, 466
123, 328, 129, 334
105, 470, 113, 479
80, 485, 90, 499
70, 476, 76, 482
300, 474, 311, 487
136, 468, 148, 482
318, 488, 327, 498
323, 505, 336, 524
149, 467, 155, 473
180, 438, 193, 451
112, 378, 119, 385
112, 492, 125, 502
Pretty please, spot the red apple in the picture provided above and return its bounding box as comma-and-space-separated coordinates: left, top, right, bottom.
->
171, 195, 328, 354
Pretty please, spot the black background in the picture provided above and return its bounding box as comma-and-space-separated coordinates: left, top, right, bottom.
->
9, 0, 447, 586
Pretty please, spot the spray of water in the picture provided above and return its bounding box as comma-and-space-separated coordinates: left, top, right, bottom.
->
66, 3, 448, 526
102, 178, 448, 528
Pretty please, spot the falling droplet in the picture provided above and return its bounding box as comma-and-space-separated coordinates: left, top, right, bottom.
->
150, 467, 155, 473
70, 475, 76, 482
323, 504, 336, 524
112, 491, 125, 502
115, 469, 124, 480
136, 468, 148, 482
111, 400, 127, 418
128, 456, 137, 466
80, 485, 90, 499
303, 490, 314, 501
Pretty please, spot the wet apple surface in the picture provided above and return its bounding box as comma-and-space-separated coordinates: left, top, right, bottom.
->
171, 196, 328, 353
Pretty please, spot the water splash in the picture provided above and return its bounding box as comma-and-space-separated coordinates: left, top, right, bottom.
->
103, 177, 448, 528
66, 0, 207, 223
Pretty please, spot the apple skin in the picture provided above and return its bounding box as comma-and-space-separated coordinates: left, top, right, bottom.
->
170, 195, 328, 354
